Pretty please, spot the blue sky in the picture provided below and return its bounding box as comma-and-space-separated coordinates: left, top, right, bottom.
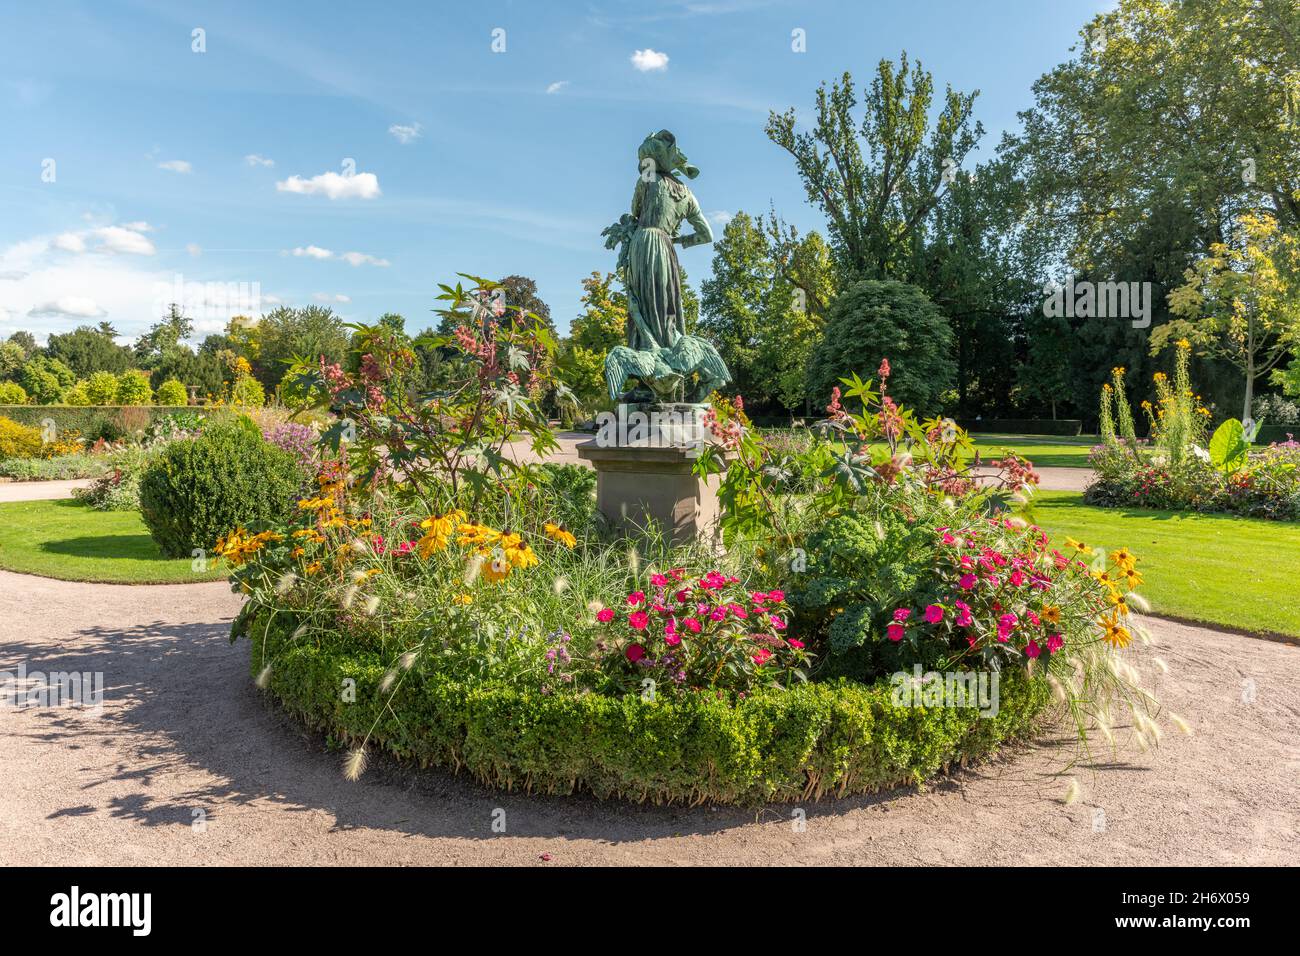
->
0, 0, 1108, 343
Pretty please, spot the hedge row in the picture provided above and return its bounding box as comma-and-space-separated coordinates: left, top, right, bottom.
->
957, 418, 1085, 436
0, 404, 230, 441
1256, 424, 1297, 445
245, 612, 1050, 805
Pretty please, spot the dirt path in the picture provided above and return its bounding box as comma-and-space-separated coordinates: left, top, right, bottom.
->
1, 569, 1294, 866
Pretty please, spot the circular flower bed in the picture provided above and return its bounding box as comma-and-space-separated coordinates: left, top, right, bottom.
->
224, 276, 1158, 806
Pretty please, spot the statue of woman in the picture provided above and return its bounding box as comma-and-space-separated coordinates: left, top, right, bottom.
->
602, 130, 731, 403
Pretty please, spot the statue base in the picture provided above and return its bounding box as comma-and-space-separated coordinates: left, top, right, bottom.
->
576, 416, 722, 549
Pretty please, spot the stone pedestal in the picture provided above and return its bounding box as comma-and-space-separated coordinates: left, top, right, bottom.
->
576, 440, 722, 549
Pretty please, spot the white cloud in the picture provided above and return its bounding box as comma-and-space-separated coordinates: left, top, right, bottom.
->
707, 210, 733, 226
546, 80, 570, 94
94, 225, 156, 256
388, 123, 421, 144
339, 251, 390, 267
0, 271, 26, 281
276, 170, 381, 200
292, 245, 334, 260
289, 246, 389, 267
313, 292, 350, 303
245, 153, 275, 167
121, 221, 153, 232
29, 296, 106, 318
157, 159, 192, 173
53, 233, 86, 253
186, 243, 202, 257
631, 49, 669, 71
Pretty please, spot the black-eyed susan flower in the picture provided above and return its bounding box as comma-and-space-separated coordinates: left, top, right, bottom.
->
544, 522, 576, 549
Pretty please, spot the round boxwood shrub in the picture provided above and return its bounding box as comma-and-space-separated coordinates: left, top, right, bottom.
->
115, 370, 153, 405
239, 608, 1049, 805
0, 381, 27, 404
139, 420, 303, 557
155, 378, 189, 406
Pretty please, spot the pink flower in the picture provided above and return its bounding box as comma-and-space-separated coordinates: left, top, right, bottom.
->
959, 574, 978, 590
675, 589, 692, 604
767, 589, 785, 602
596, 608, 615, 623
996, 613, 1018, 642
955, 608, 973, 627
664, 633, 681, 647
788, 638, 805, 649
628, 611, 649, 631
682, 617, 702, 633
627, 591, 645, 606
753, 648, 773, 665
1009, 570, 1027, 587
941, 532, 957, 546
924, 604, 944, 624
625, 643, 645, 662
1046, 633, 1064, 653
1025, 639, 1041, 659
893, 608, 912, 622
699, 571, 728, 590
1026, 610, 1041, 626
887, 623, 905, 642
710, 607, 727, 622
770, 616, 787, 630
650, 574, 669, 587
728, 603, 749, 619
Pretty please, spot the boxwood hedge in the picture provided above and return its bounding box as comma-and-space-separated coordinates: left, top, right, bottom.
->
243, 610, 1051, 805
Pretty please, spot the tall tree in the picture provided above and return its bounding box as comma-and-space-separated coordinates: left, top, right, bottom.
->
699, 213, 774, 404
46, 325, 132, 377
497, 275, 556, 334
766, 55, 983, 283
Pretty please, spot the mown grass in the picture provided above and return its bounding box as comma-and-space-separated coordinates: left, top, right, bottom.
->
1021, 490, 1300, 637
969, 433, 1097, 469
0, 498, 226, 584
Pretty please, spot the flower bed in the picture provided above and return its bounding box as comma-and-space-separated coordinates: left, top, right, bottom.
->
224, 276, 1159, 805
1086, 350, 1300, 519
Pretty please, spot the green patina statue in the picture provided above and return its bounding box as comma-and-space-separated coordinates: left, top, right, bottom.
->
601, 130, 731, 404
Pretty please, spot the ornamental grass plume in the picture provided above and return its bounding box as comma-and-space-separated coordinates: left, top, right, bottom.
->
255, 663, 273, 689
1169, 713, 1194, 736
1064, 778, 1081, 805
343, 747, 368, 782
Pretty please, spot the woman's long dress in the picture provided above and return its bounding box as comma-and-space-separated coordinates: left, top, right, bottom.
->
625, 174, 713, 353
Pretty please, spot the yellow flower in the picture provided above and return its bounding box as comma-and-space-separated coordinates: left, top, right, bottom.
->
1109, 547, 1137, 571
1099, 612, 1132, 649
544, 522, 576, 549
1123, 567, 1144, 587
483, 555, 510, 584
1107, 592, 1131, 616
1176, 338, 1191, 349
1041, 605, 1062, 626
298, 496, 333, 511
456, 522, 501, 547
290, 546, 305, 559
304, 561, 323, 575
452, 593, 473, 606
1065, 536, 1094, 556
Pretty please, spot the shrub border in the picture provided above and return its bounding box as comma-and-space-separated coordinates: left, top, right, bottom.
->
246, 612, 1051, 805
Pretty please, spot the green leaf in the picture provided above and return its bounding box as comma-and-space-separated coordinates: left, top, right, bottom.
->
1208, 418, 1249, 473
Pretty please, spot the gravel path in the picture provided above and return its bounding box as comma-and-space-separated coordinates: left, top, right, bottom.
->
0, 479, 94, 503
1, 569, 1294, 866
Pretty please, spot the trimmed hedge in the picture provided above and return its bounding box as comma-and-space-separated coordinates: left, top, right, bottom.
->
1256, 424, 1297, 445
0, 404, 232, 442
957, 418, 1084, 436
244, 611, 1051, 805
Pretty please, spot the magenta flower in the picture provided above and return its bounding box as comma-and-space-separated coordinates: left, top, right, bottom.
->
596, 608, 615, 623
770, 616, 786, 631
682, 616, 702, 633
628, 611, 649, 631
625, 643, 646, 662
959, 574, 978, 590
1047, 633, 1064, 653
650, 574, 669, 587
887, 623, 905, 642
924, 604, 944, 624
893, 607, 912, 622
767, 589, 785, 602
1025, 639, 1041, 659
627, 591, 645, 606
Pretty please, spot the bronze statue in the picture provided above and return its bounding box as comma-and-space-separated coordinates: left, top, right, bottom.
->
602, 130, 731, 404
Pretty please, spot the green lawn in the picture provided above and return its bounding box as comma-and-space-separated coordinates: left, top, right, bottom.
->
0, 499, 226, 584
969, 433, 1098, 469
1021, 490, 1300, 637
